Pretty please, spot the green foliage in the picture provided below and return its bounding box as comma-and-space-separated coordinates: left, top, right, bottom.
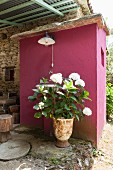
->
106, 55, 113, 83
106, 36, 113, 119
106, 82, 113, 118
28, 74, 91, 120
49, 157, 61, 165
106, 35, 113, 83
92, 148, 104, 157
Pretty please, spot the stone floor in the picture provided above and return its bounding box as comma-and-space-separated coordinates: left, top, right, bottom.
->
0, 125, 93, 170
1, 121, 113, 170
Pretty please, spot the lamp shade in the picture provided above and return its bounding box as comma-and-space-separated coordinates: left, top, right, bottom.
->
38, 32, 55, 46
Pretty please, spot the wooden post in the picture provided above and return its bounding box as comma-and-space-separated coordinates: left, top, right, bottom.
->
0, 114, 13, 142
12, 112, 20, 124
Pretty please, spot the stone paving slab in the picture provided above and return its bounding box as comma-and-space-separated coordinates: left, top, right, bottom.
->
0, 140, 30, 160
0, 125, 94, 169
0, 123, 113, 169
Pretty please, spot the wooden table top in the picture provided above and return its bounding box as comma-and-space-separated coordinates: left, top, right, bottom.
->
0, 96, 16, 105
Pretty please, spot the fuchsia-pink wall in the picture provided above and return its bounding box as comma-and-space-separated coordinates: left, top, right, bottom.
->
20, 23, 106, 146
97, 26, 106, 144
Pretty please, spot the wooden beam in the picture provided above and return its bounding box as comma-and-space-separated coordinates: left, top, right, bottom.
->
0, 0, 10, 5
0, 7, 78, 31
0, 6, 78, 29
0, 0, 78, 28
21, 7, 78, 24
0, 1, 34, 15
1, 0, 75, 23
32, 0, 64, 16
0, 19, 22, 26
13, 4, 78, 23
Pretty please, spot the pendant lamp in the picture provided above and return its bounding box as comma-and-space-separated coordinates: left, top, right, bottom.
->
38, 32, 55, 46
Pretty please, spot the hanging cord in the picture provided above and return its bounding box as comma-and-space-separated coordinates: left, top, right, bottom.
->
52, 44, 54, 67
49, 44, 54, 74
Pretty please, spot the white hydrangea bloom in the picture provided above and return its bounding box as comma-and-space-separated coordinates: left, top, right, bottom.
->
69, 73, 80, 81
50, 73, 62, 84
83, 107, 92, 116
39, 102, 44, 109
75, 79, 85, 87
33, 104, 44, 110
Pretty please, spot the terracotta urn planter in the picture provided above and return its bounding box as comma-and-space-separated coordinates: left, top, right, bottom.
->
53, 117, 74, 148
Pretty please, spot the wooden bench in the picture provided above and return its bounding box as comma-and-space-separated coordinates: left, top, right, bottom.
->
9, 105, 20, 124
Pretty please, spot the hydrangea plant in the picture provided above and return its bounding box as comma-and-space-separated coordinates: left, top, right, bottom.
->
28, 73, 92, 120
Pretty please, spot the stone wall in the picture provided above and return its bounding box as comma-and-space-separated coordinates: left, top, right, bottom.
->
0, 8, 84, 94
0, 31, 19, 94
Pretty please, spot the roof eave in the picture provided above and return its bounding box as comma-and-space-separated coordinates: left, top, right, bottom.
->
11, 13, 110, 40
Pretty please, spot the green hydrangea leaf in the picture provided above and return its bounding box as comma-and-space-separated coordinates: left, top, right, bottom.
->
28, 96, 36, 101
33, 104, 39, 110
34, 112, 42, 118
42, 111, 47, 117
64, 104, 70, 110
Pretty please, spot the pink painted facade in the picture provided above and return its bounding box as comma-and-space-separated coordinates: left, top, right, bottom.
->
97, 26, 106, 144
20, 23, 106, 146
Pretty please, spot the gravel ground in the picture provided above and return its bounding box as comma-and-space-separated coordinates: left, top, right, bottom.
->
0, 125, 93, 170
0, 122, 113, 170
92, 121, 113, 170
